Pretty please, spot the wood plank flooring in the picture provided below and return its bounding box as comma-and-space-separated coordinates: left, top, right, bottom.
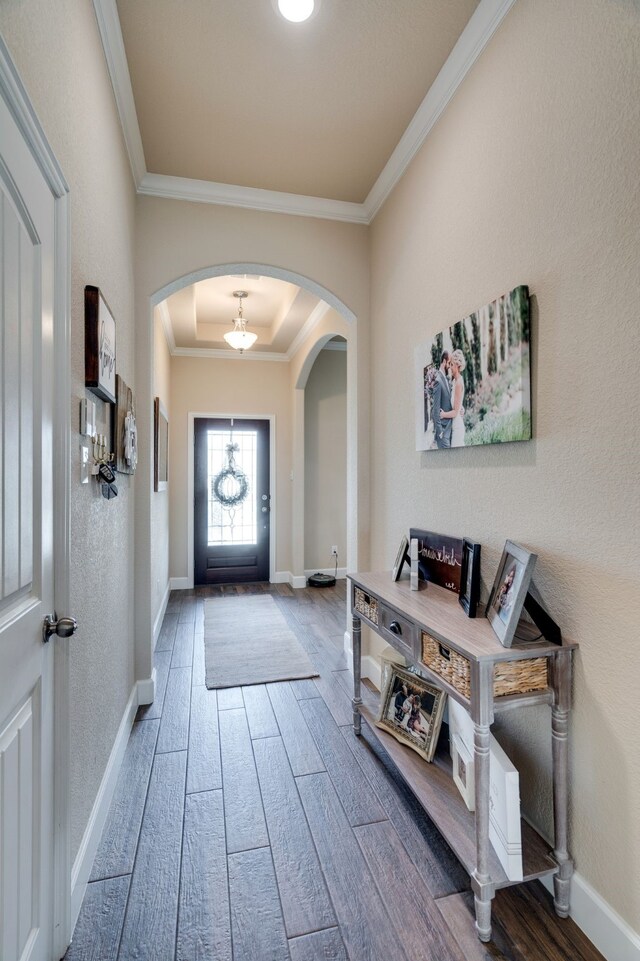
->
66, 581, 605, 961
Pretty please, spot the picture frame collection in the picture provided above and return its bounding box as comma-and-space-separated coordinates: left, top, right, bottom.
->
391, 529, 540, 649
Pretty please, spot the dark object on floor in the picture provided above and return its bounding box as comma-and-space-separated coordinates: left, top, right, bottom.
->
308, 573, 336, 588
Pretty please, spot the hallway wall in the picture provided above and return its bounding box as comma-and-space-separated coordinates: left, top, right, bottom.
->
369, 0, 640, 931
152, 310, 172, 626
0, 0, 137, 861
169, 356, 293, 579
304, 348, 347, 571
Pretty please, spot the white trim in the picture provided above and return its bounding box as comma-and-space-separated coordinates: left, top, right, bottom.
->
540, 873, 640, 961
304, 567, 347, 580
362, 655, 382, 689
323, 340, 347, 351
364, 0, 517, 219
290, 574, 307, 589
70, 683, 139, 930
92, 0, 516, 224
153, 582, 171, 648
286, 300, 330, 360
272, 571, 291, 585
172, 346, 290, 362
136, 672, 156, 708
169, 576, 191, 591
156, 299, 176, 353
187, 413, 277, 590
90, 0, 146, 185
138, 172, 368, 224
0, 36, 73, 958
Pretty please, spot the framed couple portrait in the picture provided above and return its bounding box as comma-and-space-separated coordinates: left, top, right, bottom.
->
486, 540, 537, 647
376, 663, 446, 763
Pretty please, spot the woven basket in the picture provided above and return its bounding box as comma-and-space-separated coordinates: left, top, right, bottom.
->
422, 633, 472, 698
354, 587, 379, 625
421, 631, 548, 700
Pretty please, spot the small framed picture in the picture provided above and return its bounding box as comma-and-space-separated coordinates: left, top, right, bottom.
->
451, 733, 475, 811
154, 397, 169, 492
392, 535, 409, 581
85, 285, 116, 403
376, 663, 446, 763
459, 539, 481, 617
486, 540, 537, 647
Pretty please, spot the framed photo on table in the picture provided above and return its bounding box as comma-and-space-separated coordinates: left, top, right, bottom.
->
376, 663, 446, 763
459, 539, 481, 617
486, 540, 537, 647
392, 535, 409, 581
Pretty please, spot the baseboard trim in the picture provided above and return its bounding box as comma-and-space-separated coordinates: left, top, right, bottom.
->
169, 576, 191, 590
304, 567, 347, 579
70, 682, 139, 929
153, 583, 171, 649
290, 574, 307, 589
541, 872, 640, 961
272, 571, 307, 589
136, 670, 156, 708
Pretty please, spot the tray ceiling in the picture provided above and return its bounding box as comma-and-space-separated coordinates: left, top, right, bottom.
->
116, 0, 479, 204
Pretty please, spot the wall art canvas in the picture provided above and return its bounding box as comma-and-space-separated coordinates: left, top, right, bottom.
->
415, 285, 531, 451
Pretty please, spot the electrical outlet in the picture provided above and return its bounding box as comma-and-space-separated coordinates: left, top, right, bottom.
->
331, 545, 338, 556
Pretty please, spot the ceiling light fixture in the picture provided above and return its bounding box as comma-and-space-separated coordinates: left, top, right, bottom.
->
224, 291, 257, 353
276, 0, 315, 23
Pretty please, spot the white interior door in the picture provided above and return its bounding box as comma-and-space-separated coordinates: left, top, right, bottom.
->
0, 84, 58, 961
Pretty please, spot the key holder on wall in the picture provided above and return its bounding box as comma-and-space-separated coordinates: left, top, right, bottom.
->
91, 433, 118, 499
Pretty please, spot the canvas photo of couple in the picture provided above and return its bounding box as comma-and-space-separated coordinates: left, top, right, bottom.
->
415, 285, 531, 451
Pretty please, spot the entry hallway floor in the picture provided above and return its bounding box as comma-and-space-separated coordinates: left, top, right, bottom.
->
66, 582, 604, 961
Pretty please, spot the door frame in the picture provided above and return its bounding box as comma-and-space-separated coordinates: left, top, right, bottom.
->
187, 412, 277, 588
0, 37, 72, 958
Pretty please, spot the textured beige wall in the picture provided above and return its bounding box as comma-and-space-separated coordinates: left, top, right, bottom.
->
370, 0, 640, 927
169, 357, 293, 578
0, 1, 137, 860
152, 311, 171, 621
304, 349, 347, 570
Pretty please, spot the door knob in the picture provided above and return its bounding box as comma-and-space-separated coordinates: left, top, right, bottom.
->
43, 613, 78, 643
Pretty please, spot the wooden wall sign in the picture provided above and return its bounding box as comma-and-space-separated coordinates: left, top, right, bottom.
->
409, 528, 464, 594
85, 286, 116, 403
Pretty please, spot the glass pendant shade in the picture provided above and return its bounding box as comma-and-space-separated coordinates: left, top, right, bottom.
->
224, 318, 257, 352
277, 0, 315, 22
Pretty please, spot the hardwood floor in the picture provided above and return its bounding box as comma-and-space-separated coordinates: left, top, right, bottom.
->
66, 582, 604, 961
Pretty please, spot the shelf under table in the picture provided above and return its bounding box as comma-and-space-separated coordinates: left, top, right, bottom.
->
359, 704, 557, 890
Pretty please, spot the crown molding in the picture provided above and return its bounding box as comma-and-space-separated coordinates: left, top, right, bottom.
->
172, 347, 290, 362
91, 0, 146, 185
363, 0, 518, 220
94, 0, 517, 224
138, 173, 369, 224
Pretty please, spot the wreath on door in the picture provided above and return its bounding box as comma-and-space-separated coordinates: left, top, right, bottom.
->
211, 442, 249, 508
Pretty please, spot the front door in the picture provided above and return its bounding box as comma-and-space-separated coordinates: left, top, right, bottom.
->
194, 418, 270, 585
0, 78, 59, 961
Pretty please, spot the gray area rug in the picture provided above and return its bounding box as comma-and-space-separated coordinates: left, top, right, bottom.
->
204, 594, 319, 689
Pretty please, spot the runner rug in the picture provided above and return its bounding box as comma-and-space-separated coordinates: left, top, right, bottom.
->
204, 594, 318, 689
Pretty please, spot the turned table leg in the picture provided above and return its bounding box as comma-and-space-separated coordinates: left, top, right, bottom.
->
472, 720, 493, 942
352, 613, 362, 736
551, 649, 574, 917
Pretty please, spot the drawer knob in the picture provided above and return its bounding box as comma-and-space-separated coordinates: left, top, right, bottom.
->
389, 620, 402, 636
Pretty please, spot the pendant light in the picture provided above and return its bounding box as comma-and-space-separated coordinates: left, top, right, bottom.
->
223, 291, 257, 353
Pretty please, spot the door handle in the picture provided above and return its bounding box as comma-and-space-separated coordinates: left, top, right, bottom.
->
43, 613, 78, 643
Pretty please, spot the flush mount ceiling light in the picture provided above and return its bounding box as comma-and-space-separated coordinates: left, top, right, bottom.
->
275, 0, 317, 23
223, 291, 258, 354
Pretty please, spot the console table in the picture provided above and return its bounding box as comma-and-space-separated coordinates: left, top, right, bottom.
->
348, 571, 577, 943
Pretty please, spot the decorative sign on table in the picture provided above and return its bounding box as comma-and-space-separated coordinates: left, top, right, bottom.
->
409, 528, 463, 594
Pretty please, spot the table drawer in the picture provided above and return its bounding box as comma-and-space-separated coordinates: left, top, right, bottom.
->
379, 604, 416, 661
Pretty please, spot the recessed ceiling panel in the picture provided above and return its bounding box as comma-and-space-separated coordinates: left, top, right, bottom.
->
117, 0, 479, 203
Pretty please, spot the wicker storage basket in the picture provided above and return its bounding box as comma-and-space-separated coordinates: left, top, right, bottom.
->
421, 631, 549, 700
354, 587, 379, 625
422, 633, 471, 698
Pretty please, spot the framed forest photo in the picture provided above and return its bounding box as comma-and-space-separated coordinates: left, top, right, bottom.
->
415, 285, 531, 452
